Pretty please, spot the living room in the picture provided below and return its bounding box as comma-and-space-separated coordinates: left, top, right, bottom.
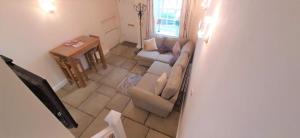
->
1, 0, 300, 138
1, 0, 200, 137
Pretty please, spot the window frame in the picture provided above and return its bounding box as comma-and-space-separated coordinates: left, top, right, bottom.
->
153, 0, 182, 38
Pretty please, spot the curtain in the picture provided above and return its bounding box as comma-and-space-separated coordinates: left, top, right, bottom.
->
179, 0, 204, 42
145, 0, 155, 39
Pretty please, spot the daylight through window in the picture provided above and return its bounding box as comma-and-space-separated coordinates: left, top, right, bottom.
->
153, 0, 183, 37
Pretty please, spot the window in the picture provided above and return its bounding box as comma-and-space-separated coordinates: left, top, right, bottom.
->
154, 0, 183, 37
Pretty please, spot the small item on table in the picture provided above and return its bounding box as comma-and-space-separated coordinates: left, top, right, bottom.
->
72, 42, 84, 48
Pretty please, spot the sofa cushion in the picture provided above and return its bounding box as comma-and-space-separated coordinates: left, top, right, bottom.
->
144, 38, 158, 51
147, 61, 172, 76
137, 50, 160, 61
154, 73, 168, 95
169, 55, 179, 66
163, 37, 178, 48
172, 41, 181, 56
161, 65, 183, 99
155, 37, 165, 47
181, 41, 194, 56
157, 45, 172, 54
136, 73, 160, 94
179, 39, 188, 47
156, 52, 173, 64
174, 52, 189, 69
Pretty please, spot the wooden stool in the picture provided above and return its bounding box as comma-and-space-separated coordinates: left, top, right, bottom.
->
85, 48, 98, 72
89, 35, 107, 68
67, 58, 88, 87
53, 56, 88, 87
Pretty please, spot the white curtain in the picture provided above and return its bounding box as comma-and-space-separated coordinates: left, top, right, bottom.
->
179, 0, 204, 42
145, 0, 155, 39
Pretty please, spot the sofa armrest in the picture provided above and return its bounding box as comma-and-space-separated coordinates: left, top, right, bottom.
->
128, 87, 174, 117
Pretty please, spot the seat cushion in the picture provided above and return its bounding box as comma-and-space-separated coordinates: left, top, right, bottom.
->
174, 52, 189, 69
136, 50, 160, 66
161, 65, 183, 99
137, 50, 160, 60
136, 73, 160, 94
155, 52, 173, 64
147, 61, 172, 76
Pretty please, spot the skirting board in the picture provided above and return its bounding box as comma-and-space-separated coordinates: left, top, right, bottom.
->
52, 79, 68, 92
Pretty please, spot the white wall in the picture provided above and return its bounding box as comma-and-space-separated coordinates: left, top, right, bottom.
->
0, 59, 74, 138
0, 0, 121, 90
178, 0, 300, 137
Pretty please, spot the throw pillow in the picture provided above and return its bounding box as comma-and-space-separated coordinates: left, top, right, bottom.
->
169, 41, 181, 66
161, 66, 183, 99
157, 45, 172, 54
144, 38, 158, 51
154, 73, 168, 95
172, 41, 181, 56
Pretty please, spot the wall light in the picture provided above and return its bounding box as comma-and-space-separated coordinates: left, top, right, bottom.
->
198, 16, 213, 43
39, 0, 56, 13
201, 0, 211, 10
198, 2, 221, 43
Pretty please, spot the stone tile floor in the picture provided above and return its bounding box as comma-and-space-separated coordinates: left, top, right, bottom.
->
57, 44, 179, 138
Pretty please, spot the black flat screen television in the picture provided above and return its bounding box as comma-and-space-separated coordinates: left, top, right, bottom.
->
1, 55, 78, 128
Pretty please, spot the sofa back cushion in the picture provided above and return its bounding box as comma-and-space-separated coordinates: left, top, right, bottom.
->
155, 37, 165, 47
163, 37, 178, 48
174, 52, 189, 69
181, 41, 194, 56
161, 65, 183, 99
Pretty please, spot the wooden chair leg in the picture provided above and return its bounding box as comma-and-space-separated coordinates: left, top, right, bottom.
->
91, 50, 98, 72
77, 60, 88, 81
69, 59, 86, 88
89, 34, 107, 69
94, 52, 100, 64
97, 45, 107, 69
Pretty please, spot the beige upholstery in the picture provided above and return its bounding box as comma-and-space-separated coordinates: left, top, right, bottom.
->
181, 41, 194, 56
155, 37, 165, 47
163, 37, 178, 48
161, 65, 183, 99
136, 73, 160, 93
136, 50, 160, 66
154, 73, 168, 95
156, 52, 173, 64
129, 39, 195, 117
137, 50, 159, 60
147, 61, 172, 76
174, 52, 189, 69
144, 38, 158, 51
128, 87, 173, 117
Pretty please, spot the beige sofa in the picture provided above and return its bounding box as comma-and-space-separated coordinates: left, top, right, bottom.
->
135, 37, 188, 66
129, 38, 194, 117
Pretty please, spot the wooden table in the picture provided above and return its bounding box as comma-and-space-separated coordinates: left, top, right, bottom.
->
50, 35, 107, 87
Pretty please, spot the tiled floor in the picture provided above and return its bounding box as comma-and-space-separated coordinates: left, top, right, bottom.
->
57, 44, 179, 138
